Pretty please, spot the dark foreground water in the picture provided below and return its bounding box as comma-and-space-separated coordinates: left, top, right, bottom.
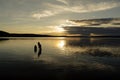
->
0, 37, 120, 80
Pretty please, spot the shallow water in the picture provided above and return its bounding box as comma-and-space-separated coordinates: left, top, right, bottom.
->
0, 37, 120, 80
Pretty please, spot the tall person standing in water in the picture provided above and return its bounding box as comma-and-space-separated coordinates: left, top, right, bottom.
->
38, 42, 42, 57
38, 42, 41, 48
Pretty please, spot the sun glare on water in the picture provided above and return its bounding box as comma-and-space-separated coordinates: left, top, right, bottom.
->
57, 40, 66, 50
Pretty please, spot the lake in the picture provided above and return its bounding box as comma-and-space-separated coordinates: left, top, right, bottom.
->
0, 37, 120, 80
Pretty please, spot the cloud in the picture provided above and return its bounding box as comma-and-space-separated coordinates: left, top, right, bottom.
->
53, 1, 120, 13
66, 2, 119, 13
32, 0, 120, 19
32, 10, 61, 19
56, 0, 68, 5
62, 18, 120, 35
69, 18, 120, 26
63, 26, 120, 36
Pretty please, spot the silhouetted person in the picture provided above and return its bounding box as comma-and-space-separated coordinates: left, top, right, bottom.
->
37, 42, 42, 57
34, 45, 37, 53
38, 42, 41, 48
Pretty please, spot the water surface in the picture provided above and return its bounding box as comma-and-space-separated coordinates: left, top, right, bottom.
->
0, 37, 120, 80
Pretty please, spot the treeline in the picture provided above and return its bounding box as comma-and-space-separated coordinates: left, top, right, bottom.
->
0, 31, 50, 37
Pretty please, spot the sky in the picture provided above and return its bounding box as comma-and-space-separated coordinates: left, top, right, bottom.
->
0, 0, 120, 34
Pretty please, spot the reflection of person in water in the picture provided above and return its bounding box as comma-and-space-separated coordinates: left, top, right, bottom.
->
34, 42, 42, 57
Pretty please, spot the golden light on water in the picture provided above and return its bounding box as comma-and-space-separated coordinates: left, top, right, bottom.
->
57, 40, 66, 50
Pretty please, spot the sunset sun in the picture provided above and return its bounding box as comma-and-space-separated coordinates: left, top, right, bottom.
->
55, 26, 65, 33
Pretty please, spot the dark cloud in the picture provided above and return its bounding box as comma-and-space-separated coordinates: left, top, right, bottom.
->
63, 18, 120, 36
64, 27, 120, 35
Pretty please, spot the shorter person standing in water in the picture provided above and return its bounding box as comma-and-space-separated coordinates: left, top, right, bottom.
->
34, 45, 37, 53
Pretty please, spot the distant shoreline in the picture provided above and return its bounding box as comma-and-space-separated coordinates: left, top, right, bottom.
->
1, 36, 120, 38
1, 30, 120, 38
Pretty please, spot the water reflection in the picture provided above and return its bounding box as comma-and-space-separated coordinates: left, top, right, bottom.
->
0, 37, 120, 79
0, 38, 9, 42
65, 38, 120, 47
78, 48, 120, 57
55, 37, 120, 57
34, 42, 42, 57
57, 40, 66, 50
